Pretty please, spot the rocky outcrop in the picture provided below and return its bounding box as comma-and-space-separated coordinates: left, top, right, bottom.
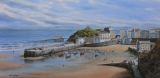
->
67, 27, 98, 43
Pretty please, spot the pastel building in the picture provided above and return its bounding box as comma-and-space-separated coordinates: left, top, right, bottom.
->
120, 30, 133, 44
149, 29, 160, 38
134, 29, 141, 38
120, 30, 127, 39
128, 31, 132, 38
110, 31, 116, 39
140, 30, 149, 38
149, 32, 159, 38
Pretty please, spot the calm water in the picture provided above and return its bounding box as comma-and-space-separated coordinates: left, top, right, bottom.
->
0, 29, 76, 51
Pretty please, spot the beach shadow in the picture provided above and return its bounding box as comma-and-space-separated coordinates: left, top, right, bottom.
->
99, 63, 129, 69
99, 63, 132, 78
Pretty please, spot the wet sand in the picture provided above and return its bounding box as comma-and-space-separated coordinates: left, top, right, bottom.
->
23, 56, 45, 60
0, 54, 11, 59
0, 53, 23, 70
0, 62, 24, 70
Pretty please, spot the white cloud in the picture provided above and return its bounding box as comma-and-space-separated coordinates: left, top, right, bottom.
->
0, 0, 160, 29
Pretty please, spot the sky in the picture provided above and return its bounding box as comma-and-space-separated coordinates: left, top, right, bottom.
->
0, 0, 160, 29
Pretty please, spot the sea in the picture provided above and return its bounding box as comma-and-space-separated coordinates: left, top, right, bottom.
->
0, 29, 76, 52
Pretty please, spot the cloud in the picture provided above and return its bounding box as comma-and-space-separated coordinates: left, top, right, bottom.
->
0, 0, 160, 29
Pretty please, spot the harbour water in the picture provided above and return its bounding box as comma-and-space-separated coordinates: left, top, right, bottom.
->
0, 29, 76, 52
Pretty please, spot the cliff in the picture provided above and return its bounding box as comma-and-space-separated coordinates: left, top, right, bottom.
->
139, 40, 160, 78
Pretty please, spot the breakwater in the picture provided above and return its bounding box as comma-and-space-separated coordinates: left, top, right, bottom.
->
24, 43, 82, 57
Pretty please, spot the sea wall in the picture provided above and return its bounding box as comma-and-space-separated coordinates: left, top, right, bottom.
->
84, 40, 117, 47
128, 61, 143, 78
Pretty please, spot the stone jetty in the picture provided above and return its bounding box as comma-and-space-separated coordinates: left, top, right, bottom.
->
24, 43, 82, 58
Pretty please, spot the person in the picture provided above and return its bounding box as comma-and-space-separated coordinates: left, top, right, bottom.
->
13, 50, 15, 55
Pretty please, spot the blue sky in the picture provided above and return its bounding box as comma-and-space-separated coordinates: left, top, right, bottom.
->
0, 0, 160, 29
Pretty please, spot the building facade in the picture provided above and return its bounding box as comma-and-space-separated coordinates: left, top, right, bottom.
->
98, 32, 111, 42
140, 30, 149, 38
134, 29, 141, 38
149, 29, 160, 38
120, 30, 127, 39
128, 31, 132, 38
110, 31, 116, 39
137, 41, 154, 53
84, 27, 112, 44
76, 38, 85, 45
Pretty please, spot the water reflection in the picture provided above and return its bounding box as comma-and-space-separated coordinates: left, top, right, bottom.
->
23, 49, 103, 64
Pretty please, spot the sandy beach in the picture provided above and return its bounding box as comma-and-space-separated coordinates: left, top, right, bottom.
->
80, 44, 135, 52
0, 53, 24, 70
0, 62, 24, 70
0, 64, 132, 78
21, 65, 132, 78
0, 54, 12, 59
0, 44, 134, 78
0, 54, 23, 70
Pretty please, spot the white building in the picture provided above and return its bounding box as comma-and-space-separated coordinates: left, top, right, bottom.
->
84, 30, 111, 44
137, 41, 154, 53
85, 36, 99, 44
76, 38, 85, 45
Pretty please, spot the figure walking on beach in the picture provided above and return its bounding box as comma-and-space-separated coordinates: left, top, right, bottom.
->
13, 50, 15, 55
